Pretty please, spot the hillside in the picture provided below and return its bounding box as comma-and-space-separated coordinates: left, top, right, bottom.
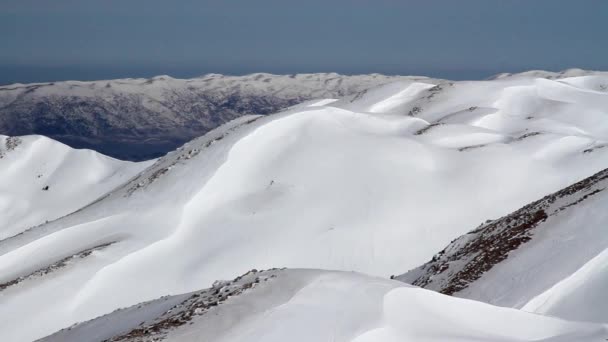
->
0, 134, 150, 239
39, 269, 608, 342
398, 167, 608, 323
1, 70, 608, 340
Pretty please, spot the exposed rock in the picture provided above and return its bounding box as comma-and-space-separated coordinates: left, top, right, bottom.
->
398, 168, 608, 295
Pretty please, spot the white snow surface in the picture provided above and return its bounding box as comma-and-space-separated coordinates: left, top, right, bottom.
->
0, 135, 151, 239
2, 71, 608, 340
523, 246, 608, 323
398, 167, 608, 324
39, 269, 608, 342
0, 73, 424, 101
463, 182, 608, 323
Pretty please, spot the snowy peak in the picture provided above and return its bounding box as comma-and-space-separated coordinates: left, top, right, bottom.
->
489, 68, 607, 80
0, 72, 420, 98
2, 70, 608, 341
0, 134, 150, 239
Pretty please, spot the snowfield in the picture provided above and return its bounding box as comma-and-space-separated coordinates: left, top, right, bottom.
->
39, 269, 608, 342
1, 69, 608, 341
400, 167, 608, 324
0, 135, 151, 239
0, 73, 418, 160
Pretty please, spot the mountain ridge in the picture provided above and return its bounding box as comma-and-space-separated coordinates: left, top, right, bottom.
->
0, 73, 424, 160
397, 167, 608, 323
38, 268, 608, 342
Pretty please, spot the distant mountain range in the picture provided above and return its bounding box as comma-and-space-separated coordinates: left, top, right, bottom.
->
0, 73, 418, 160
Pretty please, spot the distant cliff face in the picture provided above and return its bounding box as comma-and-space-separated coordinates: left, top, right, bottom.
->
0, 73, 416, 160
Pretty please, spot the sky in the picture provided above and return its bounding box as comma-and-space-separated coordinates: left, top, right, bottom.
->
1, 0, 607, 84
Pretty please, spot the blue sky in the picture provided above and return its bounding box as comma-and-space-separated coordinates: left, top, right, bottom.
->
1, 0, 607, 83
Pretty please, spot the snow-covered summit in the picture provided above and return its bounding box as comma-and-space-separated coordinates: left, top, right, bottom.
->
0, 134, 150, 239
489, 68, 608, 80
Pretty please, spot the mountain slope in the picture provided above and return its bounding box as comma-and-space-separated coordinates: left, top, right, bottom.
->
39, 269, 608, 342
398, 167, 608, 323
0, 73, 419, 160
2, 70, 608, 340
0, 134, 150, 239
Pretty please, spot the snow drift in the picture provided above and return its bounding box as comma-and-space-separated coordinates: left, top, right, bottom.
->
399, 167, 608, 324
39, 269, 608, 342
0, 135, 150, 239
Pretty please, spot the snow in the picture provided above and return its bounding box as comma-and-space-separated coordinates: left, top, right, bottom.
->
40, 269, 608, 342
0, 73, 423, 160
307, 98, 339, 107
0, 135, 151, 239
523, 247, 608, 323
462, 184, 608, 322
399, 166, 608, 324
368, 82, 436, 113
2, 71, 608, 340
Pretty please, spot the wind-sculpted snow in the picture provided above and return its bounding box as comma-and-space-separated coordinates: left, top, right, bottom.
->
399, 167, 608, 323
39, 269, 608, 342
398, 168, 608, 289
0, 242, 114, 292
2, 70, 608, 340
0, 134, 150, 239
0, 73, 418, 160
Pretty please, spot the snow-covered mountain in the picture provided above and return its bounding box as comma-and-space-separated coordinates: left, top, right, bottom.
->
2, 69, 608, 341
0, 73, 417, 160
398, 167, 608, 324
39, 269, 608, 342
0, 135, 150, 240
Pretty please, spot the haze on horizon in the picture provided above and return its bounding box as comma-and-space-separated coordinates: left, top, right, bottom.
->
1, 0, 607, 84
